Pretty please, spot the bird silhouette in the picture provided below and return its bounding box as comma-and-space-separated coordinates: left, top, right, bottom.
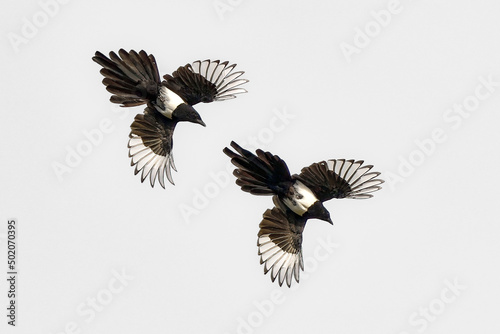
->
92, 49, 248, 187
224, 141, 384, 287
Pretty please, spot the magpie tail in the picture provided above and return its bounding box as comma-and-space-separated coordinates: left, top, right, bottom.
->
92, 49, 161, 107
223, 141, 292, 196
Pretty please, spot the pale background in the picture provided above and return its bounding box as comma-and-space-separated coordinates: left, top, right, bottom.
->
1, 0, 500, 333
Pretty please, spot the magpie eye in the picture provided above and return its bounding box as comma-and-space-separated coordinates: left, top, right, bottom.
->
93, 50, 247, 188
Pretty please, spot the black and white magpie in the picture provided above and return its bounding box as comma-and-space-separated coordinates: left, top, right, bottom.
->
92, 49, 248, 187
223, 141, 384, 287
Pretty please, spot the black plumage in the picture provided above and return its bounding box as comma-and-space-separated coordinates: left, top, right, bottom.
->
92, 49, 248, 187
224, 141, 384, 287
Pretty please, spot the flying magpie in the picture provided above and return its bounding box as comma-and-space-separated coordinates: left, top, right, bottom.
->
92, 49, 248, 187
223, 141, 384, 287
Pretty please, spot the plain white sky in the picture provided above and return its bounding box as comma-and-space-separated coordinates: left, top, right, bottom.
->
1, 0, 500, 333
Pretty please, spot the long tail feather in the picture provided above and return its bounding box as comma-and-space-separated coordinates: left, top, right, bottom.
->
92, 49, 160, 107
224, 141, 292, 196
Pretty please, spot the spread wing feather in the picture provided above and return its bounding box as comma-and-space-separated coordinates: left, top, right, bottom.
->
128, 110, 177, 188
294, 159, 384, 202
258, 197, 306, 287
163, 60, 248, 105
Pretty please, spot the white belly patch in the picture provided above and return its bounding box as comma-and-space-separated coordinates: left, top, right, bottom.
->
156, 86, 184, 118
283, 181, 318, 216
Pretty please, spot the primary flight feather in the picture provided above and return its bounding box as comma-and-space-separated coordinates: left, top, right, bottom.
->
93, 49, 248, 187
224, 141, 383, 287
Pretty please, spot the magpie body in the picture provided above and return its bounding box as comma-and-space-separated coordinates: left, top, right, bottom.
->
92, 49, 248, 187
223, 141, 384, 287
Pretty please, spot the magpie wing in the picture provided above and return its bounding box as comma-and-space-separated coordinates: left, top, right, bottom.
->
293, 159, 384, 202
128, 109, 177, 188
93, 49, 161, 107
257, 197, 306, 288
163, 60, 248, 106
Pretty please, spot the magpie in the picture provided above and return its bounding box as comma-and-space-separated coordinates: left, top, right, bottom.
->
223, 141, 384, 287
92, 49, 248, 187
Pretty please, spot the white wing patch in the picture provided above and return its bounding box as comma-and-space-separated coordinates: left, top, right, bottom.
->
327, 159, 384, 199
156, 86, 184, 118
283, 180, 319, 216
258, 235, 303, 287
128, 135, 176, 187
189, 60, 248, 101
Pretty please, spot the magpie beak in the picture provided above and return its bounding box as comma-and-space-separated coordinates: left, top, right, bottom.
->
224, 141, 385, 287
92, 49, 248, 187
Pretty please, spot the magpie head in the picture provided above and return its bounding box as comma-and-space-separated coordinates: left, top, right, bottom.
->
306, 201, 333, 225
173, 104, 206, 127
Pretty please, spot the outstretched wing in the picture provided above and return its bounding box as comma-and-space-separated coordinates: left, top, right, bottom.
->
128, 109, 177, 188
258, 197, 306, 287
223, 141, 292, 196
163, 60, 248, 106
293, 159, 384, 202
92, 49, 161, 107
